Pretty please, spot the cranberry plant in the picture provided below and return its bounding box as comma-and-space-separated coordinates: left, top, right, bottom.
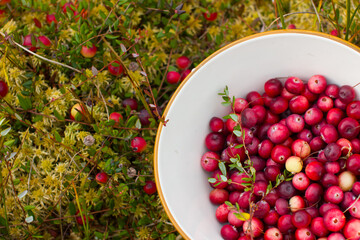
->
0, 0, 360, 239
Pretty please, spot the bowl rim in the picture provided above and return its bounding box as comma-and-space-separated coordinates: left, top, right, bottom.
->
153, 29, 360, 240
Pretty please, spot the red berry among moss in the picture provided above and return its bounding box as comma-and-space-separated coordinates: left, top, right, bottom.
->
166, 71, 180, 84
176, 56, 191, 69
131, 136, 147, 152
108, 60, 124, 76
203, 12, 218, 21
122, 98, 138, 110
80, 43, 97, 58
109, 112, 123, 125
75, 210, 89, 225
143, 180, 156, 194
0, 80, 8, 98
95, 172, 108, 184
23, 34, 38, 52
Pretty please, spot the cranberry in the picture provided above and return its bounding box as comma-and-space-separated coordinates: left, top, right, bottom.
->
95, 172, 108, 184
251, 156, 266, 171
264, 111, 280, 124
265, 165, 281, 181
285, 76, 305, 94
291, 139, 310, 158
210, 170, 228, 189
108, 60, 124, 76
241, 108, 258, 128
321, 173, 338, 188
334, 98, 348, 110
352, 182, 360, 196
275, 198, 290, 215
254, 180, 268, 197
326, 108, 344, 126
305, 183, 323, 204
289, 96, 309, 114
138, 109, 150, 125
304, 107, 323, 125
297, 129, 313, 143
285, 114, 304, 133
289, 195, 305, 212
209, 188, 229, 205
267, 123, 290, 144
205, 132, 225, 151
237, 191, 256, 209
180, 69, 191, 81
281, 87, 296, 100
166, 71, 180, 84
292, 172, 310, 191
234, 98, 248, 113
254, 200, 271, 218
246, 137, 260, 155
317, 96, 333, 112
264, 209, 280, 226
246, 91, 264, 106
122, 98, 138, 110
143, 180, 157, 194
338, 170, 356, 191
341, 192, 356, 210
338, 117, 360, 140
264, 189, 280, 207
323, 208, 346, 232
228, 191, 241, 204
309, 136, 325, 151
271, 145, 291, 164
291, 210, 311, 228
351, 138, 360, 153
338, 85, 356, 104
325, 84, 340, 98
328, 233, 345, 240
265, 78, 283, 97
346, 101, 360, 119
200, 152, 219, 172
259, 140, 274, 159
131, 136, 147, 152
324, 161, 340, 174
264, 227, 283, 240
277, 214, 295, 233
221, 224, 239, 240
203, 12, 218, 21
324, 143, 341, 161
343, 219, 360, 240
305, 161, 325, 181
80, 43, 97, 58
215, 203, 230, 223
320, 124, 338, 143
337, 138, 352, 155
270, 96, 289, 114
305, 207, 319, 219
347, 154, 360, 175
302, 85, 318, 102
312, 120, 326, 136
307, 75, 327, 94
243, 217, 264, 238
75, 210, 89, 225
324, 186, 344, 204
310, 217, 329, 237
0, 80, 8, 98
288, 24, 296, 29
209, 117, 224, 133
230, 172, 248, 191
349, 199, 360, 218
176, 56, 191, 69
228, 209, 245, 227
278, 181, 297, 199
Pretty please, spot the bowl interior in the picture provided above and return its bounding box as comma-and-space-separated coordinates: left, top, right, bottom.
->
155, 30, 360, 239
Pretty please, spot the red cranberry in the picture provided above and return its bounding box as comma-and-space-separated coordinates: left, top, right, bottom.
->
325, 84, 339, 98
0, 81, 8, 98
305, 207, 319, 219
289, 96, 309, 114
205, 132, 225, 151
166, 71, 180, 84
309, 136, 325, 151
267, 123, 290, 144
180, 69, 191, 81
264, 189, 280, 207
95, 172, 108, 184
305, 183, 323, 204
138, 109, 150, 125
237, 191, 256, 209
215, 203, 230, 223
122, 98, 138, 110
221, 224, 239, 240
270, 96, 289, 114
210, 170, 228, 189
203, 12, 218, 21
341, 192, 356, 210
264, 210, 280, 226
131, 137, 147, 152
321, 173, 338, 188
241, 108, 258, 128
326, 108, 344, 126
324, 143, 341, 161
226, 113, 240, 132
352, 181, 360, 196
108, 61, 124, 76
343, 219, 360, 240
305, 161, 325, 181
291, 210, 311, 228
312, 120, 326, 136
264, 227, 283, 240
265, 166, 281, 181
302, 85, 318, 102
339, 85, 356, 104
278, 181, 297, 199
289, 195, 305, 212
246, 137, 260, 155
291, 139, 310, 158
228, 191, 241, 204
277, 214, 295, 233
176, 56, 191, 69
230, 172, 248, 190
264, 111, 280, 124
334, 98, 348, 110
324, 186, 344, 204
201, 152, 219, 172
337, 138, 352, 155
243, 217, 264, 238
320, 124, 338, 143
297, 129, 313, 143
285, 114, 304, 133
307, 75, 327, 94
263, 93, 274, 107
143, 180, 157, 195
304, 107, 323, 125
246, 91, 264, 106
346, 101, 360, 119
349, 199, 360, 218
347, 154, 360, 175
323, 208, 346, 232
254, 200, 271, 218
338, 117, 360, 140
351, 138, 360, 153
271, 145, 291, 164
324, 161, 340, 174
209, 117, 224, 133
259, 140, 274, 159
292, 172, 310, 191
209, 188, 229, 205
275, 198, 290, 216
254, 180, 268, 197
265, 78, 283, 97
75, 210, 89, 225
285, 76, 305, 94
317, 96, 333, 112
234, 98, 248, 113
251, 156, 266, 171
281, 87, 296, 100
319, 203, 340, 216
328, 233, 345, 240
295, 228, 315, 240
228, 209, 245, 227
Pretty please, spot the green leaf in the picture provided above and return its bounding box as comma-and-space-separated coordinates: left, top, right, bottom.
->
53, 109, 65, 120
229, 113, 238, 122
69, 202, 76, 215
233, 130, 242, 137
1, 127, 11, 136
234, 144, 243, 149
54, 131, 62, 142
208, 178, 216, 183
24, 205, 36, 211
219, 162, 227, 176
105, 34, 119, 39
220, 175, 227, 182
225, 201, 233, 207
17, 94, 32, 110
266, 181, 273, 195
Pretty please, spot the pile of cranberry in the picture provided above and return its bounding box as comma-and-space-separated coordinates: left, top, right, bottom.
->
201, 75, 360, 240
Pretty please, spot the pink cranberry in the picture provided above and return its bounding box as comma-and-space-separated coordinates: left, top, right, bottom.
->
234, 98, 248, 113
210, 169, 228, 189
338, 117, 360, 140
281, 87, 296, 100
289, 96, 309, 114
209, 117, 224, 133
275, 198, 290, 216
297, 129, 313, 143
258, 140, 274, 159
323, 208, 346, 232
228, 209, 245, 227
209, 188, 229, 205
341, 192, 356, 211
324, 161, 340, 174
307, 75, 327, 94
285, 114, 304, 133
265, 78, 283, 97
312, 120, 326, 136
349, 199, 360, 218
305, 207, 319, 219
339, 85, 356, 104
326, 108, 344, 126
292, 172, 310, 191
352, 182, 360, 196
221, 224, 239, 240
264, 227, 283, 240
253, 180, 268, 197
328, 233, 346, 240
264, 111, 280, 124
317, 96, 333, 112
267, 123, 290, 144
176, 56, 191, 69
291, 139, 310, 158
324, 186, 344, 204
215, 203, 230, 223
295, 228, 315, 240
254, 200, 271, 218
343, 219, 360, 240
285, 76, 305, 94
289, 195, 305, 212
230, 172, 249, 191
351, 139, 360, 153
336, 138, 352, 155
325, 84, 339, 98
347, 101, 360, 120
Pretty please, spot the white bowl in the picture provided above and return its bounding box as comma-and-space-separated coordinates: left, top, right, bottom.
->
154, 30, 360, 239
